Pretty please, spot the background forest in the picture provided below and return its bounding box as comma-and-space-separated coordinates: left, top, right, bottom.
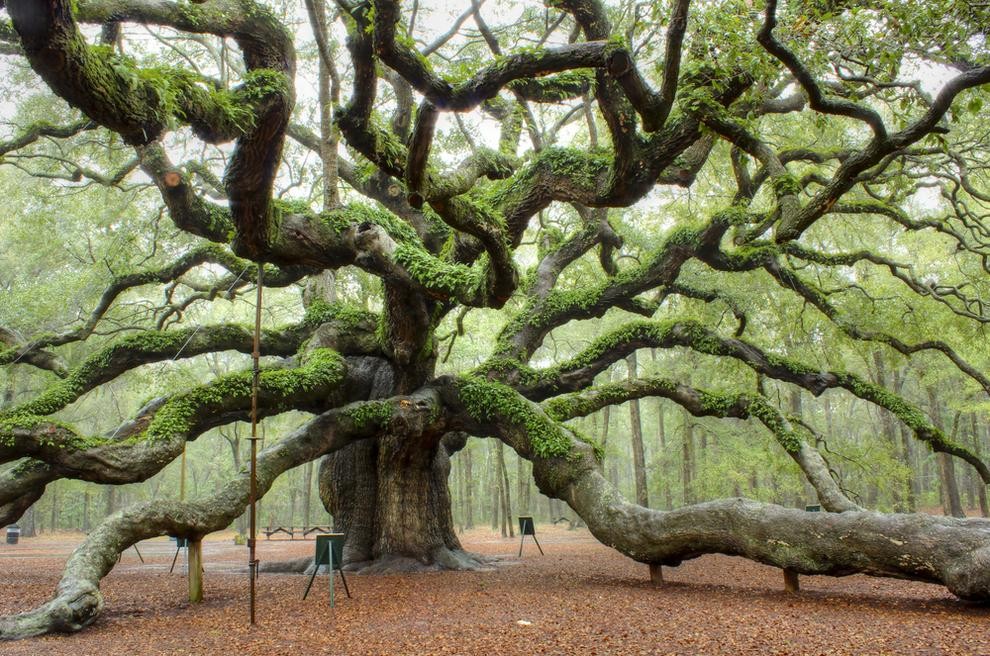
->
1, 0, 988, 543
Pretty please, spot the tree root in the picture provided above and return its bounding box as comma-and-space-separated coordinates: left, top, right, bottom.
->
258, 548, 495, 575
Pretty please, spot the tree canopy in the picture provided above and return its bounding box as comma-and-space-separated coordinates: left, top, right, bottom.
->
2, 0, 990, 640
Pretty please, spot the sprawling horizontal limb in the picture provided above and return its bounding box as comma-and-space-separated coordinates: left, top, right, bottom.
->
444, 378, 990, 601
0, 349, 349, 477
542, 376, 859, 512
1, 304, 375, 420
503, 319, 989, 481
0, 389, 444, 640
0, 246, 309, 369
0, 459, 52, 527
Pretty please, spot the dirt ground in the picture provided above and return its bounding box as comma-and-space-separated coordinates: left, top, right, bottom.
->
1, 526, 988, 655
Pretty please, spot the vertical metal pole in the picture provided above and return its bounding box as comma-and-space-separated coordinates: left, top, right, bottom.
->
328, 544, 335, 609
248, 265, 264, 625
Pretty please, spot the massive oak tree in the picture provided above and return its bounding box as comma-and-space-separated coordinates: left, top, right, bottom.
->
2, 0, 990, 640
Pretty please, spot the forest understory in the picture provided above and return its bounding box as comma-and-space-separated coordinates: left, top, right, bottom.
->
1, 526, 987, 656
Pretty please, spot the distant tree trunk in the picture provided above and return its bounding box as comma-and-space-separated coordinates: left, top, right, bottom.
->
891, 369, 917, 511
1, 370, 14, 408
682, 408, 694, 506
870, 353, 905, 510
516, 455, 530, 514
464, 446, 474, 529
82, 490, 90, 533
600, 404, 620, 489
48, 482, 58, 533
657, 400, 671, 509
627, 352, 649, 507
220, 426, 248, 534
454, 452, 464, 532
497, 441, 514, 537
823, 394, 834, 437
976, 417, 990, 518
938, 454, 965, 517
21, 505, 36, 537
928, 387, 965, 517
789, 389, 817, 507
302, 460, 313, 527
288, 474, 298, 527
490, 442, 501, 533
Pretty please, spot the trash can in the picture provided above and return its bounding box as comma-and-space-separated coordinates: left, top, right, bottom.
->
6, 525, 21, 544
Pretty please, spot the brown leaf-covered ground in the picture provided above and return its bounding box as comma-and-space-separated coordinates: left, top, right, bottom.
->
1, 526, 988, 655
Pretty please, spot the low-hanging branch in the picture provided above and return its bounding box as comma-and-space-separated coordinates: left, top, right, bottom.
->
0, 349, 349, 479
0, 246, 309, 370
447, 378, 990, 601
0, 317, 345, 421
0, 390, 444, 640
508, 318, 989, 482
541, 375, 860, 513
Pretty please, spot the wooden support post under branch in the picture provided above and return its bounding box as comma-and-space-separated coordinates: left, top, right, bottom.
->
783, 567, 800, 593
188, 539, 204, 603
649, 563, 664, 587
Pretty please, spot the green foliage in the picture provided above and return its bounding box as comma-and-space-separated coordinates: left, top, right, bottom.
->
144, 348, 345, 443
458, 376, 572, 459
304, 300, 376, 330
393, 243, 485, 297
341, 400, 394, 429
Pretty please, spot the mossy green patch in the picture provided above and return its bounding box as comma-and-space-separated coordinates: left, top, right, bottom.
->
394, 243, 485, 298
341, 400, 394, 429
458, 376, 572, 459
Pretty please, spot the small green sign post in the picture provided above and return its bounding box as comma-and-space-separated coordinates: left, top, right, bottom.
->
517, 516, 544, 557
169, 537, 189, 574
302, 533, 351, 607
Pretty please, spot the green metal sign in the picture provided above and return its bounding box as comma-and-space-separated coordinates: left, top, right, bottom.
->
517, 516, 544, 557
313, 534, 345, 568
302, 533, 351, 607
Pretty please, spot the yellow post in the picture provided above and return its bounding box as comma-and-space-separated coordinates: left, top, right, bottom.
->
649, 563, 664, 587
783, 568, 800, 593
188, 538, 203, 603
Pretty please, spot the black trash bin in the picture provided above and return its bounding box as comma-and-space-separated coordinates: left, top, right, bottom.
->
6, 525, 21, 544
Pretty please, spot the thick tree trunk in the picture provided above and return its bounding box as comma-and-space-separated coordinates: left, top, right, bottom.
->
320, 440, 378, 564
319, 434, 481, 571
